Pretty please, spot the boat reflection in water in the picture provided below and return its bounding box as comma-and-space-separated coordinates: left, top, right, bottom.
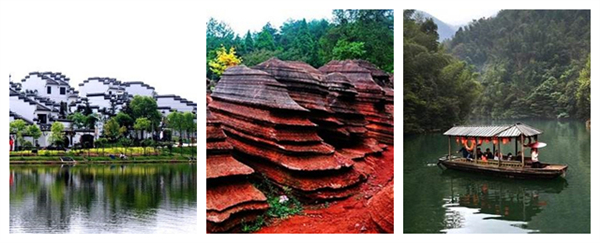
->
440, 170, 567, 233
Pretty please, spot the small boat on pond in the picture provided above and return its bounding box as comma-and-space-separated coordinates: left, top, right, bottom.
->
438, 123, 568, 179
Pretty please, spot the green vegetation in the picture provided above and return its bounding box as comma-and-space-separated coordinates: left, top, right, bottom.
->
206, 10, 394, 81
49, 122, 65, 146
208, 46, 242, 77
10, 119, 42, 150
404, 10, 591, 133
9, 146, 197, 163
265, 190, 303, 219
404, 10, 481, 133
241, 216, 265, 233
446, 10, 590, 120
241, 174, 304, 232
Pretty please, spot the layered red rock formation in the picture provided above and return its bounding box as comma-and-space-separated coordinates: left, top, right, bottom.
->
209, 65, 365, 200
322, 72, 367, 145
319, 60, 394, 145
253, 58, 347, 141
368, 180, 394, 233
207, 108, 268, 232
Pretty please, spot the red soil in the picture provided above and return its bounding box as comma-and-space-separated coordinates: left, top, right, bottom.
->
256, 146, 394, 233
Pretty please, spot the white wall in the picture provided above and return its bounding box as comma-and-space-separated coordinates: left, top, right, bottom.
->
124, 83, 154, 97
156, 96, 195, 113
9, 95, 37, 122
79, 79, 110, 97
86, 95, 111, 110
19, 75, 45, 95
21, 74, 69, 102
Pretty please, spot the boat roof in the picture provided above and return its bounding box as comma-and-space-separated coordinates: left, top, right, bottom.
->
443, 123, 542, 138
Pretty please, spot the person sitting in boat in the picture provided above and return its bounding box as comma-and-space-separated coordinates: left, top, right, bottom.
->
494, 151, 502, 160
457, 146, 472, 159
485, 148, 494, 159
506, 152, 513, 161
517, 151, 523, 161
476, 148, 483, 159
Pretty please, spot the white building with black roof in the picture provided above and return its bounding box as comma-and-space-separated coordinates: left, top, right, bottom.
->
10, 71, 197, 149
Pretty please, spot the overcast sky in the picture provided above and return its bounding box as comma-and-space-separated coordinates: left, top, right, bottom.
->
418, 9, 500, 26
0, 0, 202, 103
208, 9, 335, 35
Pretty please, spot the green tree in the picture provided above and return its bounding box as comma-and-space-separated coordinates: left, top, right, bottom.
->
404, 10, 481, 133
446, 10, 590, 119
49, 122, 65, 147
332, 39, 366, 60
255, 23, 277, 51
183, 112, 196, 146
133, 117, 152, 140
576, 56, 591, 119
27, 125, 42, 147
103, 118, 121, 141
321, 10, 394, 72
10, 120, 28, 151
129, 95, 161, 139
115, 111, 133, 127
207, 18, 238, 79
243, 30, 255, 53
167, 111, 185, 154
68, 112, 87, 130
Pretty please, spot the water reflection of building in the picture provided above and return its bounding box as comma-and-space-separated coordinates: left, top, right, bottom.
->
9, 164, 197, 233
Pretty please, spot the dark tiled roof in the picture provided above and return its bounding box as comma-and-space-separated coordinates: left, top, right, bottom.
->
9, 111, 34, 125
443, 123, 543, 138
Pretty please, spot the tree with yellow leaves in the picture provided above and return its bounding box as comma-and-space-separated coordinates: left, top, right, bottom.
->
209, 46, 242, 77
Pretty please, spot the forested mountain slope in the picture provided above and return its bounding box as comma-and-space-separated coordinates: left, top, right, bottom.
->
404, 10, 481, 133
446, 10, 590, 120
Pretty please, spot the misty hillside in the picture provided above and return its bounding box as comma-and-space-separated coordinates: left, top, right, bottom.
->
415, 10, 458, 41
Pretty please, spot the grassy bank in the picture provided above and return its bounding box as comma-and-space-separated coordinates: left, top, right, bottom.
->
10, 146, 196, 164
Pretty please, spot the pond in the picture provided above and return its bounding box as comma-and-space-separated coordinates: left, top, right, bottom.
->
403, 120, 590, 233
10, 163, 197, 233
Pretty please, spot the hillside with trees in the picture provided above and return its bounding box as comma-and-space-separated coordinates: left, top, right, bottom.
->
446, 10, 590, 120
403, 10, 481, 133
206, 10, 394, 81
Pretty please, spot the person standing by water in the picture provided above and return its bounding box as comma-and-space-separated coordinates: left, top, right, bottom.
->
531, 147, 541, 168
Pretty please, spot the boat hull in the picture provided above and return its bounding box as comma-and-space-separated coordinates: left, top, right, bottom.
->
438, 157, 568, 180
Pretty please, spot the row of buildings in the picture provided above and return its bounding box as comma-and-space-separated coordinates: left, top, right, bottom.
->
9, 72, 197, 149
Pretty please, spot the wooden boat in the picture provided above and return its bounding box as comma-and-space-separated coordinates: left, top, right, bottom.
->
438, 123, 568, 179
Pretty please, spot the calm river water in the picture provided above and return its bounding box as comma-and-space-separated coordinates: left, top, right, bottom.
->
404, 120, 590, 233
10, 163, 197, 233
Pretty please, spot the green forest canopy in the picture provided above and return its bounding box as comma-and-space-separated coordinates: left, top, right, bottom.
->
404, 10, 481, 134
446, 10, 590, 120
404, 10, 591, 134
206, 10, 394, 80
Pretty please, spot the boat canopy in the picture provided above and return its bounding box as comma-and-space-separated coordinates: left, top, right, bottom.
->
443, 123, 542, 138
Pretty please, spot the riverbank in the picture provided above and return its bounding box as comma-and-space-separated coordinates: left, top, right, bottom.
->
9, 155, 195, 164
